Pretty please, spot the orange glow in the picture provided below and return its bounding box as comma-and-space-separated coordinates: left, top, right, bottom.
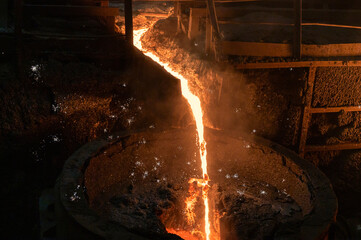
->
185, 178, 199, 225
167, 228, 203, 240
133, 28, 213, 240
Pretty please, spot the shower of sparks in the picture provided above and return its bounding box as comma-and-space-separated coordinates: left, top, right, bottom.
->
133, 28, 213, 240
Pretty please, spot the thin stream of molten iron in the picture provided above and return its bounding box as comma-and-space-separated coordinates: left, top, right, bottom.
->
133, 28, 211, 240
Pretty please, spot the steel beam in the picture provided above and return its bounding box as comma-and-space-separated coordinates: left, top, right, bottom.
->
124, 0, 133, 44
294, 0, 302, 59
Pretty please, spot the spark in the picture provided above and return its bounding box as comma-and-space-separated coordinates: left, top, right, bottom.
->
52, 135, 61, 142
237, 190, 244, 196
31, 64, 39, 72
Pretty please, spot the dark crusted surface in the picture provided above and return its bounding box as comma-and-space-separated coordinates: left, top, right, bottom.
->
57, 128, 336, 240
84, 128, 200, 238
214, 181, 302, 240
83, 128, 322, 239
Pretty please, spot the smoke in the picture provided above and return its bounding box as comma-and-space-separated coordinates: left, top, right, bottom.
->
138, 16, 308, 150
140, 17, 252, 135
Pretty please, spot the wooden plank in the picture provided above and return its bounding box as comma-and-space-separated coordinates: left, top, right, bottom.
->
302, 22, 361, 30
220, 41, 361, 58
221, 41, 292, 57
188, 8, 207, 41
23, 4, 119, 17
174, 1, 181, 33
138, 12, 169, 18
218, 20, 361, 29
235, 61, 361, 69
124, 0, 133, 43
218, 21, 361, 30
188, 7, 361, 21
205, 18, 213, 55
310, 106, 361, 113
303, 43, 361, 57
305, 143, 361, 152
299, 67, 316, 157
180, 20, 187, 35
294, 0, 302, 58
218, 21, 293, 26
206, 0, 220, 38
188, 8, 201, 40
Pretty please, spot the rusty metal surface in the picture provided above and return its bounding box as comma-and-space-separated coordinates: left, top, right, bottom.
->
305, 143, 361, 152
293, 0, 302, 58
235, 60, 361, 69
298, 67, 316, 157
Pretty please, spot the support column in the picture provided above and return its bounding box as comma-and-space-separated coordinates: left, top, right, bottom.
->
15, 0, 23, 80
188, 8, 201, 40
206, 0, 220, 37
174, 1, 181, 33
294, 0, 302, 59
299, 67, 316, 158
125, 0, 133, 44
205, 17, 212, 55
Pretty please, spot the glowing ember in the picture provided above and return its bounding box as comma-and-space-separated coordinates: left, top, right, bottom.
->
133, 28, 214, 240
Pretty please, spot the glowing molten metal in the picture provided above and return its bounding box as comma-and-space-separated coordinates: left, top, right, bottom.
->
133, 28, 212, 240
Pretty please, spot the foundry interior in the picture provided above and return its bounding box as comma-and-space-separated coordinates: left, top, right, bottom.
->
2, 0, 361, 239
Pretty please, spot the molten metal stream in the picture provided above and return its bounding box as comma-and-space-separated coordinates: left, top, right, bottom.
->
133, 28, 211, 240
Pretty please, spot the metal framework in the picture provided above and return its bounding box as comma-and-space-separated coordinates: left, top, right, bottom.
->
236, 60, 361, 157
8, 0, 361, 156
186, 6, 361, 58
